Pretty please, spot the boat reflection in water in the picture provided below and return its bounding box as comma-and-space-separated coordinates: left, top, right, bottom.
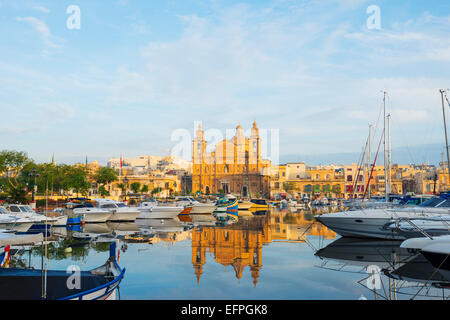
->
315, 237, 450, 300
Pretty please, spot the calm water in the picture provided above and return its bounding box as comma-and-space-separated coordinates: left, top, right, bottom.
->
9, 207, 450, 300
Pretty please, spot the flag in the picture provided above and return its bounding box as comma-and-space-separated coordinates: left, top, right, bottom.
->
120, 154, 123, 176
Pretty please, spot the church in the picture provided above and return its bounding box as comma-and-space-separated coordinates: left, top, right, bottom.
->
192, 121, 271, 197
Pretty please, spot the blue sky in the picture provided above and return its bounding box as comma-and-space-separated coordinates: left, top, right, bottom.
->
1, 0, 450, 165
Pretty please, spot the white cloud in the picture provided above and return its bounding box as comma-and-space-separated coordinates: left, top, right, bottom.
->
33, 5, 50, 14
16, 16, 63, 50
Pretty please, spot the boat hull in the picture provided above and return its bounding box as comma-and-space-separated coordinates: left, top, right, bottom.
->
316, 215, 404, 240
0, 222, 34, 233
238, 202, 253, 210
108, 211, 140, 222
83, 212, 112, 223
137, 207, 184, 219
190, 205, 216, 214
315, 209, 446, 240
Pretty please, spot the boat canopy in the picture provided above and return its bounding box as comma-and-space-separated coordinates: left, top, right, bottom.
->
418, 197, 450, 208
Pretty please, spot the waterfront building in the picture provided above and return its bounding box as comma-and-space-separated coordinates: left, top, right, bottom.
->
269, 163, 404, 199
192, 121, 271, 197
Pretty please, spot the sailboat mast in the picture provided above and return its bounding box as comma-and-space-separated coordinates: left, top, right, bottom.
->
440, 89, 450, 190
383, 91, 388, 202
368, 124, 372, 199
387, 113, 392, 195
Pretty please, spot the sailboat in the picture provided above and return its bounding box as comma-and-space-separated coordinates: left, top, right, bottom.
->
316, 92, 450, 240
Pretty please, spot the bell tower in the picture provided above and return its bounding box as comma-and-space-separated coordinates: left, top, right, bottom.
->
249, 120, 261, 172
193, 123, 206, 192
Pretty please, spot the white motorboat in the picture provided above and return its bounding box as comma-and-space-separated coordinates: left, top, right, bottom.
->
174, 196, 216, 214
0, 207, 34, 233
5, 204, 58, 228
95, 199, 140, 222
65, 202, 111, 223
315, 196, 450, 240
136, 200, 185, 219
401, 235, 450, 280
386, 215, 450, 239
74, 207, 112, 223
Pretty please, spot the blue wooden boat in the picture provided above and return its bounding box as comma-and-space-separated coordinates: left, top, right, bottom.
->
226, 199, 239, 221
0, 242, 125, 300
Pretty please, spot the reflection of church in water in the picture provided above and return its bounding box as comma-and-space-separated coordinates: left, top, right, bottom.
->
191, 217, 271, 286
191, 212, 336, 286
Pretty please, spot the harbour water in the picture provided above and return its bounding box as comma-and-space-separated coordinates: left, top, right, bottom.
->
8, 207, 450, 300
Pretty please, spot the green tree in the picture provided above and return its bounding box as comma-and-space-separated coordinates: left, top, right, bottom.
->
0, 150, 33, 194
151, 187, 162, 197
130, 182, 141, 194
141, 184, 149, 193
65, 166, 90, 196
117, 183, 126, 194
93, 167, 118, 186
0, 151, 34, 203
98, 185, 110, 197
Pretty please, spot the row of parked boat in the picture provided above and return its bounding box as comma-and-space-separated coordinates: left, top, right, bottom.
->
0, 195, 270, 235
314, 194, 450, 281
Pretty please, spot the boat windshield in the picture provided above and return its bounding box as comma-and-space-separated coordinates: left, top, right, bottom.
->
23, 206, 34, 212
18, 206, 29, 213
116, 203, 127, 208
100, 203, 117, 209
9, 206, 21, 213
0, 207, 8, 214
418, 198, 449, 208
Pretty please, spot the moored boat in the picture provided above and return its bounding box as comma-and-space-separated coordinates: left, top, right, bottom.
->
69, 203, 112, 223
136, 200, 185, 219
0, 242, 125, 300
95, 199, 139, 222
174, 196, 216, 214
315, 196, 450, 240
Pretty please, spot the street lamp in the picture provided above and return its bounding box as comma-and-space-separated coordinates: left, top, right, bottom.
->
28, 168, 39, 202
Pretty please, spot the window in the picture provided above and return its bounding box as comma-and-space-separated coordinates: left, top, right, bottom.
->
282, 172, 285, 177
101, 204, 116, 209
347, 175, 353, 182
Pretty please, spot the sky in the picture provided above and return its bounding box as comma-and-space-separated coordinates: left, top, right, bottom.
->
1, 0, 450, 165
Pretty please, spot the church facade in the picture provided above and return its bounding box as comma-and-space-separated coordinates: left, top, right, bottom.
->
192, 121, 271, 197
